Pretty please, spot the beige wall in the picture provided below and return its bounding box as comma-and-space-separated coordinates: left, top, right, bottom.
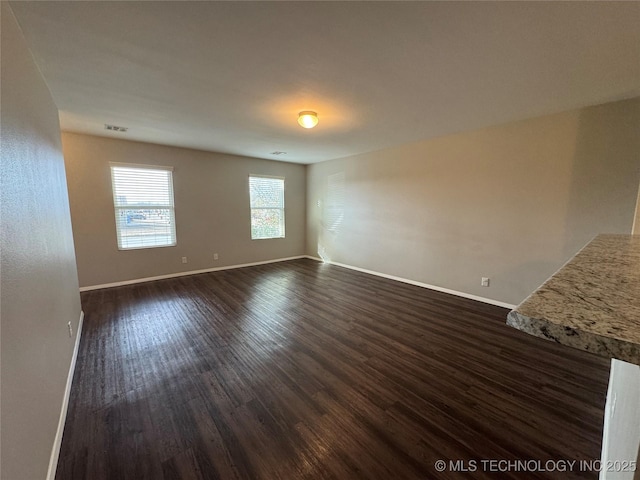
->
0, 4, 82, 479
307, 98, 640, 306
63, 133, 306, 287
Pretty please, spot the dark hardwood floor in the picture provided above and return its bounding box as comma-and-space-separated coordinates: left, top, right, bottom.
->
56, 259, 610, 479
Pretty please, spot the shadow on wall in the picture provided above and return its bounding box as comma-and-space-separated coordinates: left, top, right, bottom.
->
318, 171, 345, 262
498, 260, 567, 305
562, 99, 640, 257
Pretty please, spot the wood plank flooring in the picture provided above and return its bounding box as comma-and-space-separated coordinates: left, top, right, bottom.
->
56, 259, 610, 479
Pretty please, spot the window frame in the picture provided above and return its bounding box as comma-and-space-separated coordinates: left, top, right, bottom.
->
109, 162, 177, 251
248, 174, 286, 240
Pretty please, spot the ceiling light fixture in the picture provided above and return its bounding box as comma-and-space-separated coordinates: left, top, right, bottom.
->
297, 111, 318, 129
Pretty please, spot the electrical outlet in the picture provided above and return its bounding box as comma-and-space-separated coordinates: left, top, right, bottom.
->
67, 321, 73, 337
481, 277, 490, 287
213, 253, 219, 261
181, 256, 188, 264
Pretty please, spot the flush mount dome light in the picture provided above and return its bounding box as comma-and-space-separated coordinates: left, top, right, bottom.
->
298, 111, 318, 129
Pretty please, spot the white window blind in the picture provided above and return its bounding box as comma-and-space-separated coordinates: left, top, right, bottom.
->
110, 164, 177, 250
249, 176, 285, 240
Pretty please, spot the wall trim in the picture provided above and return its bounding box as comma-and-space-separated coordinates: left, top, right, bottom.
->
47, 310, 84, 480
304, 256, 516, 309
632, 180, 640, 235
81, 253, 516, 308
599, 358, 615, 480
79, 256, 307, 291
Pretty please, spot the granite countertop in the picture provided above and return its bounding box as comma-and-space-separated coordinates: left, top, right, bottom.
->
507, 234, 640, 365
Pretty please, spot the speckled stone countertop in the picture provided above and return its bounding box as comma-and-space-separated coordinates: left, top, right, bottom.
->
507, 234, 640, 365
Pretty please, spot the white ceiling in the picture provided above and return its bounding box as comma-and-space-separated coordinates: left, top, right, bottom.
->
9, 1, 640, 164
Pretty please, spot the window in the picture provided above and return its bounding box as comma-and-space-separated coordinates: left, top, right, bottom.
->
249, 175, 285, 239
110, 163, 176, 250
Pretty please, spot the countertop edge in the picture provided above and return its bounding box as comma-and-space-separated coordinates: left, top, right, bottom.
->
507, 310, 640, 365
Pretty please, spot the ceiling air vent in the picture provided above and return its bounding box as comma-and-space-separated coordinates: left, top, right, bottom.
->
105, 124, 128, 132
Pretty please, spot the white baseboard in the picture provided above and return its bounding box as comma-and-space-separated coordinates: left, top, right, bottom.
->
304, 256, 516, 310
79, 256, 308, 292
47, 310, 84, 480
81, 253, 516, 309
